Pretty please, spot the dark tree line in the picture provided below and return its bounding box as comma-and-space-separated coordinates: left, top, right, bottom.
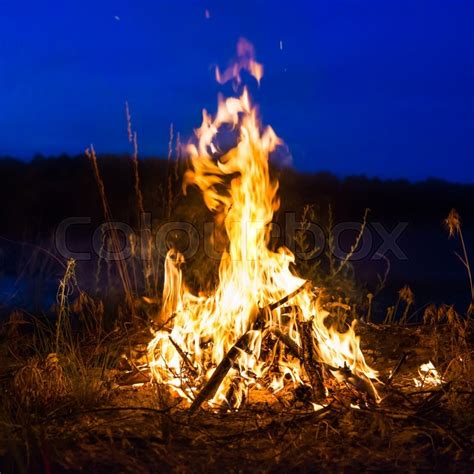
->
1, 154, 473, 241
0, 154, 473, 313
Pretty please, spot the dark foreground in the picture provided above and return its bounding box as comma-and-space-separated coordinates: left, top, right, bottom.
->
1, 321, 472, 473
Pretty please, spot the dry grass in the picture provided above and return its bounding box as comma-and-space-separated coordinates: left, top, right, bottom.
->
1, 319, 472, 473
445, 208, 474, 315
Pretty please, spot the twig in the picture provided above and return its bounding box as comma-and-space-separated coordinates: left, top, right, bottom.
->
169, 335, 198, 377
189, 332, 253, 413
45, 404, 181, 422
333, 208, 370, 278
268, 282, 311, 312
386, 352, 408, 385
416, 382, 452, 414
337, 364, 378, 402
253, 282, 312, 328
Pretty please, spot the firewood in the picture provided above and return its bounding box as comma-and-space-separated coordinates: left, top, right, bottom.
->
296, 319, 326, 401
189, 332, 252, 413
190, 284, 318, 413
253, 282, 313, 329
270, 327, 302, 359
268, 282, 312, 312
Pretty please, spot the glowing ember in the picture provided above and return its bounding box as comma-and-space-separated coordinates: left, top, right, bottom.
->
148, 39, 378, 409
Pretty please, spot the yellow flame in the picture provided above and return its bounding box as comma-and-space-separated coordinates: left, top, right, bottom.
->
148, 40, 377, 408
413, 361, 443, 388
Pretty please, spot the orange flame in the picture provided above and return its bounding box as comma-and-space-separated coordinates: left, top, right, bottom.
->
215, 37, 264, 87
148, 40, 378, 408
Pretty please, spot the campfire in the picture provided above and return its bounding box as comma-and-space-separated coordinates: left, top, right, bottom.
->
2, 1, 474, 469
147, 39, 378, 411
2, 33, 473, 474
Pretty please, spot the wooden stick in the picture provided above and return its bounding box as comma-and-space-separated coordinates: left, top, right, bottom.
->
268, 282, 311, 312
270, 327, 302, 359
386, 351, 408, 385
189, 332, 252, 414
254, 282, 312, 329
219, 376, 244, 412
297, 319, 326, 401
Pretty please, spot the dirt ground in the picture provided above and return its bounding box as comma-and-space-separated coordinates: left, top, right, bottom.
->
1, 323, 473, 473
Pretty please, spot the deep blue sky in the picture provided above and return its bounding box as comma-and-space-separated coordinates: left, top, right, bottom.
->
1, 0, 473, 182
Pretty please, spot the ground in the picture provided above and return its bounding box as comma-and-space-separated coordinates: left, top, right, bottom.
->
1, 321, 472, 473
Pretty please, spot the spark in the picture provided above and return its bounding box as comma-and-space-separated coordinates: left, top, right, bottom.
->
205, 9, 211, 19
279, 40, 283, 50
114, 15, 121, 21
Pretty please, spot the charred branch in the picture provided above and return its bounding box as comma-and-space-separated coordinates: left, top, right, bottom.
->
297, 319, 326, 401
268, 282, 312, 312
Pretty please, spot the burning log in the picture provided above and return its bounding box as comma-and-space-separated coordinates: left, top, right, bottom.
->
296, 319, 326, 401
189, 332, 253, 414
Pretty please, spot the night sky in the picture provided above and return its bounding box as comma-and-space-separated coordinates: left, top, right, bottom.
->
1, 0, 473, 182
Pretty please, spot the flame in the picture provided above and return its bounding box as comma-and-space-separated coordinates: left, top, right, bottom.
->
148, 39, 377, 408
413, 361, 443, 388
215, 38, 263, 87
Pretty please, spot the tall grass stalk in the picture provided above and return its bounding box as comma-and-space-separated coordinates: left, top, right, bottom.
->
332, 207, 370, 278
166, 123, 174, 219
55, 259, 77, 353
445, 209, 474, 315
86, 146, 136, 317
327, 204, 335, 277
125, 102, 152, 296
